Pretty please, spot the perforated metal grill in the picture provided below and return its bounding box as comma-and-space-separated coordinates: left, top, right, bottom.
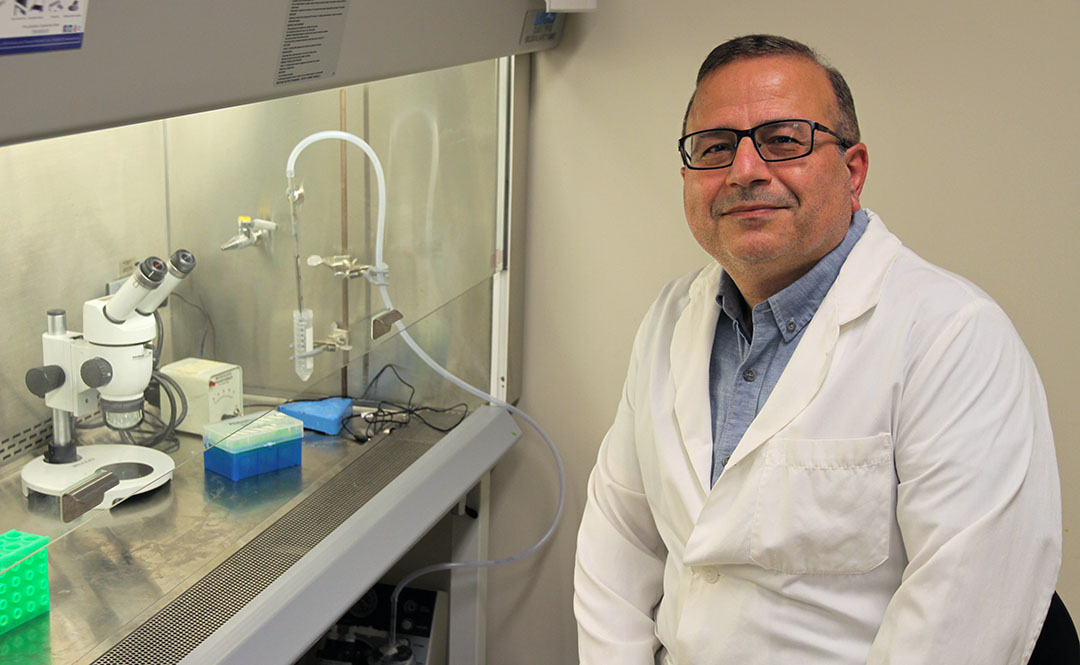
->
90, 436, 432, 665
0, 418, 50, 465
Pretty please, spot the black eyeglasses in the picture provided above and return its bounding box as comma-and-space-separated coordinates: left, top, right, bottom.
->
678, 119, 852, 170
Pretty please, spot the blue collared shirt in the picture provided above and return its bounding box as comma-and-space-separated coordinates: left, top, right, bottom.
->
708, 209, 869, 486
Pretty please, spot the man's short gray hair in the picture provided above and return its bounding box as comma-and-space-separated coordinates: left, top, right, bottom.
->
681, 34, 860, 148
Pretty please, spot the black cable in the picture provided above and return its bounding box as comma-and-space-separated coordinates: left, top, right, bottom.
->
153, 310, 164, 368
282, 363, 470, 444
354, 364, 469, 439
157, 370, 188, 429
359, 364, 415, 404
408, 404, 469, 432
170, 292, 217, 358
339, 415, 371, 444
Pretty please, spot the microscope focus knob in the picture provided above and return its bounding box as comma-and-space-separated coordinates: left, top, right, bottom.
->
25, 365, 66, 398
80, 358, 114, 389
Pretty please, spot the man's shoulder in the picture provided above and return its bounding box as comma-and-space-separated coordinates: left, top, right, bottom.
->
869, 243, 1030, 366
858, 211, 1003, 322
886, 246, 999, 315
647, 263, 719, 316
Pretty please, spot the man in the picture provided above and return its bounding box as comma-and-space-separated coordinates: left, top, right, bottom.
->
574, 34, 1061, 664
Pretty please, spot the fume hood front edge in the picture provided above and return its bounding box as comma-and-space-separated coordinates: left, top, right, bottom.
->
0, 0, 565, 146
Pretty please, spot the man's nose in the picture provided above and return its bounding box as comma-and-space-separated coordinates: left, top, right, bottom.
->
724, 136, 772, 187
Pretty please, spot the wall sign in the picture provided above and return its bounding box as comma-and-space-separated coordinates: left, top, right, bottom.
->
275, 0, 349, 86
0, 0, 88, 56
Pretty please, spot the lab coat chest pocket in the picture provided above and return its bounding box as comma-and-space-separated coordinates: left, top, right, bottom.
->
750, 434, 893, 575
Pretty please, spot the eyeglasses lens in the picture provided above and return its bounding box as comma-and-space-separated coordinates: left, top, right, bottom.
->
755, 121, 813, 161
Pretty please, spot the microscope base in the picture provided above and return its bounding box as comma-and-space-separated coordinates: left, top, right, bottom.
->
20, 444, 175, 510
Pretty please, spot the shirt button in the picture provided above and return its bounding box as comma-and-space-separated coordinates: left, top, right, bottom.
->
700, 567, 720, 583
786, 320, 796, 333
743, 368, 756, 382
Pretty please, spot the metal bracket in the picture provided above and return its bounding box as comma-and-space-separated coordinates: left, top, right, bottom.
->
317, 325, 353, 353
221, 216, 277, 251
61, 469, 119, 523
306, 254, 373, 279
371, 309, 404, 340
291, 324, 352, 359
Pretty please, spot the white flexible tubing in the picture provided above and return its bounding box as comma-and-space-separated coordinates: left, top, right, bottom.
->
287, 131, 566, 651
286, 130, 389, 280
383, 315, 566, 651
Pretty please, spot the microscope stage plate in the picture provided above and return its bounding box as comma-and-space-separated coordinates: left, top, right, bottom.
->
20, 444, 175, 510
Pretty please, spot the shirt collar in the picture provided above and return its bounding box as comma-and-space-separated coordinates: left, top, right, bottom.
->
716, 269, 747, 332
716, 209, 870, 342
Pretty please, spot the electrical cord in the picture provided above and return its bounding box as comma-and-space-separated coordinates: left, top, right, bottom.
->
277, 364, 470, 444
171, 292, 217, 358
348, 364, 469, 441
153, 310, 165, 367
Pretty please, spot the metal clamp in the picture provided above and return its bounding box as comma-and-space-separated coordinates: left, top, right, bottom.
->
291, 324, 353, 359
306, 254, 374, 279
221, 216, 277, 251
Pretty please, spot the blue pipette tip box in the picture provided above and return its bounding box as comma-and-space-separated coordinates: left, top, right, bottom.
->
0, 530, 50, 636
278, 397, 353, 436
203, 410, 304, 481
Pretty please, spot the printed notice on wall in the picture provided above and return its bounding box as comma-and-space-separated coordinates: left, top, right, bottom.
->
519, 10, 565, 48
0, 0, 88, 56
275, 0, 348, 86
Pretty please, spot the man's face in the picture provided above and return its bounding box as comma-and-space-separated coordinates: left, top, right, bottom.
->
681, 55, 868, 300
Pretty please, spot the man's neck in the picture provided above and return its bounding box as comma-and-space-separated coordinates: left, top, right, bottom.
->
730, 264, 813, 308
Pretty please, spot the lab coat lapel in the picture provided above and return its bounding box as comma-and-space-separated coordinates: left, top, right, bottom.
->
670, 264, 723, 492
723, 211, 900, 471
724, 298, 839, 470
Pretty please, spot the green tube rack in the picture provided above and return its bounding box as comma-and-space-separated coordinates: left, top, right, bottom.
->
0, 530, 49, 636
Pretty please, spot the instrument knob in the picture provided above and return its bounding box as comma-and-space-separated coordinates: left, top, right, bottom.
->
25, 365, 66, 397
80, 357, 114, 388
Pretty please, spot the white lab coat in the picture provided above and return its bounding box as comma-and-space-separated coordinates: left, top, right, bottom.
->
574, 211, 1061, 665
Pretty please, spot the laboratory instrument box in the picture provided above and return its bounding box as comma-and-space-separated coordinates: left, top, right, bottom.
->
203, 410, 303, 481
160, 358, 244, 434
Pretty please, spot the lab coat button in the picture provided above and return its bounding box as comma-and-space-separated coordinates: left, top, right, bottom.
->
699, 567, 720, 583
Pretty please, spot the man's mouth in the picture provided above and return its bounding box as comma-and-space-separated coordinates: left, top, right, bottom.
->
721, 204, 784, 216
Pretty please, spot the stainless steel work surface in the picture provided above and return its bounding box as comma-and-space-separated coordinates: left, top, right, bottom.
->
0, 425, 373, 665
0, 406, 520, 665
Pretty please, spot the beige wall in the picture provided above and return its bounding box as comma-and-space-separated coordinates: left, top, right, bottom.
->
488, 2, 1080, 662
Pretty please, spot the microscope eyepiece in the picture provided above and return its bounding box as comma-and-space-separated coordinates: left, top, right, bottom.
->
136, 249, 197, 315
105, 257, 166, 323
170, 249, 196, 275
138, 257, 168, 284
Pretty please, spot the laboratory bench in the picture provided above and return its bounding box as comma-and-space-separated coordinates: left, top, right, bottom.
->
0, 405, 519, 665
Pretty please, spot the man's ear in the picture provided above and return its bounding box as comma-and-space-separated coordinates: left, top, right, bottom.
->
845, 143, 869, 211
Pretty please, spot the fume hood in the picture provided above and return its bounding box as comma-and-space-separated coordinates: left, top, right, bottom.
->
0, 1, 563, 663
